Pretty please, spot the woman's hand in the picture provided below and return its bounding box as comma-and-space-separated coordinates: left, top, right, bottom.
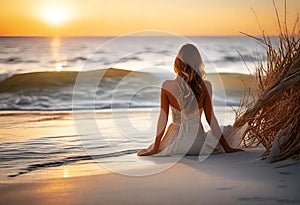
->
224, 147, 244, 153
137, 148, 157, 156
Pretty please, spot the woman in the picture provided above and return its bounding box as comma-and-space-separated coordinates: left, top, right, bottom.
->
138, 44, 242, 156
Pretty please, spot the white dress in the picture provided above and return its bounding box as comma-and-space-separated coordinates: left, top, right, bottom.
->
144, 79, 244, 157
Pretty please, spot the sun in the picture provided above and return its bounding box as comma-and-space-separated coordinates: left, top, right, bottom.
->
43, 6, 70, 25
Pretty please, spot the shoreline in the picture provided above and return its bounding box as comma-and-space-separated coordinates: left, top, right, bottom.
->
1, 148, 299, 205
1, 109, 299, 204
0, 108, 284, 181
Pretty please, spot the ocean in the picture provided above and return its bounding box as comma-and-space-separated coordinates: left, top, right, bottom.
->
0, 36, 266, 182
0, 36, 265, 110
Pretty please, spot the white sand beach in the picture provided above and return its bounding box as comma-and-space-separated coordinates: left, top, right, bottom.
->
1, 148, 299, 205
0, 110, 299, 205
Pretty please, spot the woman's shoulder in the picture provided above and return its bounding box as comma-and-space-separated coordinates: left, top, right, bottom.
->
203, 80, 212, 90
162, 79, 177, 88
202, 80, 212, 98
203, 79, 211, 85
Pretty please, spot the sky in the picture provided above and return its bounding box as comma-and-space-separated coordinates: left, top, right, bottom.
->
0, 0, 299, 36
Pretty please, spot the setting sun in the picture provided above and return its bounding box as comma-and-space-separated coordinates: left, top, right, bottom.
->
37, 1, 71, 26
44, 8, 68, 25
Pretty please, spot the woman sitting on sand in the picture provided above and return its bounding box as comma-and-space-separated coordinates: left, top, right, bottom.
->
138, 44, 242, 156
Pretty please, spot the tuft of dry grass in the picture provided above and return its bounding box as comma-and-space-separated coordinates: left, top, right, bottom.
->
233, 3, 300, 162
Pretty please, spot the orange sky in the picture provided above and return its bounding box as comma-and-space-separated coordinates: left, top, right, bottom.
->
0, 0, 299, 36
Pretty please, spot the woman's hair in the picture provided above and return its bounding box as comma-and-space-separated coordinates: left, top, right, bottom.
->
174, 44, 206, 101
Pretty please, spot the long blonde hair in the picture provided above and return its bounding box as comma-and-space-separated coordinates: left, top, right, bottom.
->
174, 44, 206, 101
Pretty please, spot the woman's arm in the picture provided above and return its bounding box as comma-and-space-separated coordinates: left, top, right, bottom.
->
137, 82, 170, 156
202, 81, 242, 153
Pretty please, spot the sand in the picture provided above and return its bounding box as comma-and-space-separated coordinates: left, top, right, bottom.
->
0, 110, 299, 205
1, 148, 299, 205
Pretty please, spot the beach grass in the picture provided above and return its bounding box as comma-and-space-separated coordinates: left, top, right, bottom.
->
234, 3, 300, 162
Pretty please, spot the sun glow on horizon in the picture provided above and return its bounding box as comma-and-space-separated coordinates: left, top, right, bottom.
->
0, 0, 300, 36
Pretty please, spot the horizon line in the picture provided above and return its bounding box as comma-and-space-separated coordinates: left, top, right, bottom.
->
0, 34, 279, 38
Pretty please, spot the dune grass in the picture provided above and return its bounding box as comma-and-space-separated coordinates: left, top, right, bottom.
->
233, 2, 300, 162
